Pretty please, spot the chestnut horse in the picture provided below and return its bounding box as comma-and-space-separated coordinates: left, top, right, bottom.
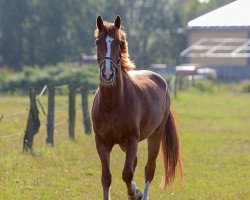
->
92, 16, 182, 200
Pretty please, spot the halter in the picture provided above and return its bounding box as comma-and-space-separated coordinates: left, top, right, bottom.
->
97, 35, 121, 70
98, 57, 120, 69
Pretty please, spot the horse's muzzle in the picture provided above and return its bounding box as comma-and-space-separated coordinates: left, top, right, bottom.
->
101, 66, 115, 83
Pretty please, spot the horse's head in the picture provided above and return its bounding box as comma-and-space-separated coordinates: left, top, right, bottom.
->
95, 16, 124, 86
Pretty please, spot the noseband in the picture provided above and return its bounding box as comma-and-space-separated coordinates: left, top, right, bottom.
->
97, 35, 121, 85
98, 39, 121, 70
98, 57, 120, 69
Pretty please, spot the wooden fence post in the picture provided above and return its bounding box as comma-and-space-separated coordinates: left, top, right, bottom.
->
68, 85, 76, 140
192, 75, 195, 86
81, 87, 92, 134
46, 84, 55, 145
174, 74, 178, 98
179, 75, 183, 90
23, 88, 40, 152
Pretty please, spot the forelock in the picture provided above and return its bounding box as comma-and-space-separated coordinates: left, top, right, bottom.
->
95, 21, 125, 42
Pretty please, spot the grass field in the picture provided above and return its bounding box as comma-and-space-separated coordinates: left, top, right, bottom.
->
0, 82, 250, 200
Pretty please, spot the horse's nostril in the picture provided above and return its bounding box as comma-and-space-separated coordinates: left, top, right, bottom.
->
100, 65, 115, 81
102, 69, 105, 76
106, 71, 113, 79
101, 71, 114, 81
109, 73, 114, 80
101, 72, 107, 80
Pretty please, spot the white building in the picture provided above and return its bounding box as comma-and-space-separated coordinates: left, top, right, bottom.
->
181, 0, 250, 80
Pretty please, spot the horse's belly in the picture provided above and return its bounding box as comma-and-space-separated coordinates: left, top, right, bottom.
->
140, 120, 162, 141
139, 100, 168, 140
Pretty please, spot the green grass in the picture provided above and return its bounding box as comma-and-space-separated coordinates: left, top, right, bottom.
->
0, 82, 250, 199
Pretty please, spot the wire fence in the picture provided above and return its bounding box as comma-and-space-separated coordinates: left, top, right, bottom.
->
0, 109, 28, 121
0, 109, 28, 139
0, 131, 23, 139
1, 84, 92, 153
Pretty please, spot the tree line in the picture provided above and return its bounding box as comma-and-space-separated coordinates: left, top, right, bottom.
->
0, 0, 234, 71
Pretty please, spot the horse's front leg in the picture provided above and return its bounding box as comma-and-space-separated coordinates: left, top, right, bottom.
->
95, 134, 113, 200
122, 138, 142, 200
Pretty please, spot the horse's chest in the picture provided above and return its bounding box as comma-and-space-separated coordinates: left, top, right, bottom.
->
94, 112, 132, 143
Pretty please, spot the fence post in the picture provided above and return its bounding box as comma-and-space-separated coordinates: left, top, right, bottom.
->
46, 84, 55, 145
192, 75, 195, 86
81, 87, 92, 134
23, 88, 40, 152
174, 74, 178, 98
68, 85, 76, 140
179, 75, 183, 90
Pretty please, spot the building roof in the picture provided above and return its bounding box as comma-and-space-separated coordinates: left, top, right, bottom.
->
180, 37, 250, 58
188, 0, 250, 28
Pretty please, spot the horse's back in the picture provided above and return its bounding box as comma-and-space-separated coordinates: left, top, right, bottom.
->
128, 70, 168, 93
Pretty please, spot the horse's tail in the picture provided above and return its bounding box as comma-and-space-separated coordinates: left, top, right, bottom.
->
160, 108, 183, 188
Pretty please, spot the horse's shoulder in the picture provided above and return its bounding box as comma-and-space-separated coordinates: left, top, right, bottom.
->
91, 89, 101, 113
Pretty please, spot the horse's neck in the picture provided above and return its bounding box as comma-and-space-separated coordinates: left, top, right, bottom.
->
99, 70, 126, 107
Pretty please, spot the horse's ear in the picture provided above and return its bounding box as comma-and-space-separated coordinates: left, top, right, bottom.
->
114, 16, 121, 29
97, 15, 104, 31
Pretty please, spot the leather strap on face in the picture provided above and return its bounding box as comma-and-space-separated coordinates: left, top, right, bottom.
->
98, 37, 121, 69
98, 57, 120, 69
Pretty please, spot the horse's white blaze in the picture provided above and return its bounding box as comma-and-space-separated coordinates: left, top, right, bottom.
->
105, 35, 114, 78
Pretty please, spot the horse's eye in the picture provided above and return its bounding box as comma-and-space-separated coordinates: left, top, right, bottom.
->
95, 41, 99, 46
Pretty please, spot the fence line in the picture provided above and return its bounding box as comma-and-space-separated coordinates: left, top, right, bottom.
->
38, 85, 47, 97
0, 95, 30, 122
0, 118, 68, 140
1, 84, 92, 151
0, 109, 28, 122
0, 131, 23, 139
38, 120, 68, 130
54, 119, 68, 127
37, 99, 47, 116
0, 119, 68, 140
0, 108, 28, 139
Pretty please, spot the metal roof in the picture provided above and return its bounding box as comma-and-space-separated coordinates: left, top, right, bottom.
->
188, 0, 250, 28
180, 38, 250, 58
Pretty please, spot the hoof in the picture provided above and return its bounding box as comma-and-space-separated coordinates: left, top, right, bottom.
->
127, 196, 136, 200
135, 189, 143, 200
127, 189, 143, 200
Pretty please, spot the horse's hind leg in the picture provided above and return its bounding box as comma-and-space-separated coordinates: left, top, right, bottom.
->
143, 130, 163, 200
95, 134, 113, 200
122, 138, 142, 200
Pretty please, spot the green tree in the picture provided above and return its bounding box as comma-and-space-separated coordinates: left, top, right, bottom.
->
0, 0, 28, 70
96, 0, 186, 67
0, 0, 236, 70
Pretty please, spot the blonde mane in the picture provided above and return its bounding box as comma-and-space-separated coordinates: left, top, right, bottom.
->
95, 21, 135, 71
